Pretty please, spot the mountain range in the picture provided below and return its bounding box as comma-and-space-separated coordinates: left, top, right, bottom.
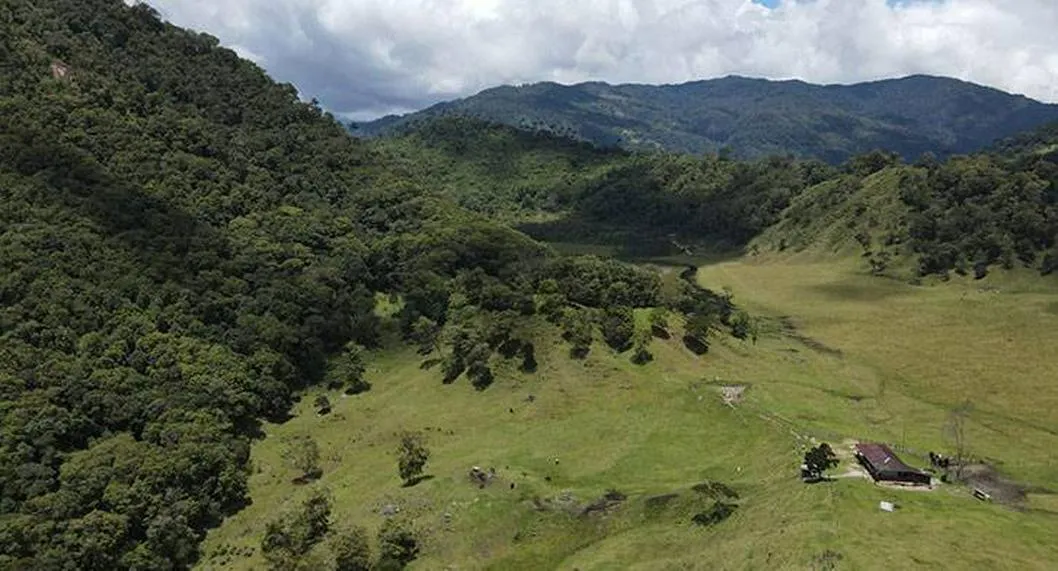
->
359, 75, 1058, 163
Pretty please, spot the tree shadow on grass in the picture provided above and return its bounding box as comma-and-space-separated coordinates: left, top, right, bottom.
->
682, 335, 709, 355
420, 358, 443, 370
401, 474, 435, 488
569, 346, 591, 359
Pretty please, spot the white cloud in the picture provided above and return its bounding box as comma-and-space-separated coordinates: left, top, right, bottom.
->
144, 0, 1058, 119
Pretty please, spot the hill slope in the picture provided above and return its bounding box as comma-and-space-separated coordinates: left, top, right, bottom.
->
1, 2, 701, 568
359, 75, 1058, 163
198, 259, 1058, 570
381, 117, 1058, 279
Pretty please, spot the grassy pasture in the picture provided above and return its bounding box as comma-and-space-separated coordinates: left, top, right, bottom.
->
697, 255, 1058, 484
198, 256, 1058, 570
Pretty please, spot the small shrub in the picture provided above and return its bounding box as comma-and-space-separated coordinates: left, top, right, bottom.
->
290, 488, 331, 550
377, 519, 419, 569
287, 437, 322, 482
396, 431, 430, 486
260, 488, 332, 570
345, 377, 372, 395
261, 520, 297, 571
811, 549, 844, 571
314, 395, 332, 415
729, 310, 755, 340
630, 330, 653, 365
331, 525, 372, 571
648, 307, 670, 339
600, 305, 635, 352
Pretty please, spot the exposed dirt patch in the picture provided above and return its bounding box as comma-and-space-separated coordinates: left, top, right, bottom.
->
831, 439, 870, 480
530, 491, 579, 514
873, 480, 936, 492
959, 464, 1031, 506
719, 384, 747, 406
580, 490, 627, 517
50, 61, 70, 79
833, 466, 868, 480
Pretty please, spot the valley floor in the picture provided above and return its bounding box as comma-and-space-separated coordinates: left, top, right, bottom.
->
199, 255, 1058, 570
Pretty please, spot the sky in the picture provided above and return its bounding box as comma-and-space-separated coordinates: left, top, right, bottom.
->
142, 0, 1058, 120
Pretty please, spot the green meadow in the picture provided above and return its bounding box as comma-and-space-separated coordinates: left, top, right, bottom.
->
199, 256, 1058, 570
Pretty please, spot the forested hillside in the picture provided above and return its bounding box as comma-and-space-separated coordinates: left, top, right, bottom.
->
0, 2, 736, 568
360, 75, 1058, 163
379, 118, 837, 248
387, 118, 1058, 278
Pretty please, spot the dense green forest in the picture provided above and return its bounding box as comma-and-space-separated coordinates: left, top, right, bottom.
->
378, 118, 837, 248
359, 75, 1058, 162
383, 118, 1058, 278
0, 2, 738, 568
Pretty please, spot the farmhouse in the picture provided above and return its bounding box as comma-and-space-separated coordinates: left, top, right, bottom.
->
855, 443, 931, 486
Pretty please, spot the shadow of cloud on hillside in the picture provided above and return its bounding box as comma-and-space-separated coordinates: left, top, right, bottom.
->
808, 278, 912, 302
6, 122, 324, 422
8, 122, 227, 287
516, 216, 744, 266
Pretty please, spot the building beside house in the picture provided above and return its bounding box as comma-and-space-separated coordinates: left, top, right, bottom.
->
855, 442, 931, 486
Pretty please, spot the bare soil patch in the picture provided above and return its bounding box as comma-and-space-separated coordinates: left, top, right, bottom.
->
959, 464, 1031, 506
719, 384, 747, 406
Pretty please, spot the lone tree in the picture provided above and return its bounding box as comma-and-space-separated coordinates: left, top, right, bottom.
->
802, 443, 839, 481
396, 431, 430, 486
377, 518, 420, 570
648, 307, 670, 339
465, 342, 494, 391
331, 525, 372, 571
944, 400, 973, 479
562, 308, 594, 359
682, 312, 715, 355
600, 305, 635, 352
630, 329, 653, 365
314, 394, 332, 415
288, 436, 322, 482
260, 488, 332, 570
729, 310, 758, 343
410, 316, 441, 355
329, 342, 371, 395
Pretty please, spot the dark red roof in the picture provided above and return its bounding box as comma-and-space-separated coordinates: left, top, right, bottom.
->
855, 443, 924, 474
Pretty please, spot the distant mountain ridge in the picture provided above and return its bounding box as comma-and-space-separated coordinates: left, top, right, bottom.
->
358, 75, 1058, 163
